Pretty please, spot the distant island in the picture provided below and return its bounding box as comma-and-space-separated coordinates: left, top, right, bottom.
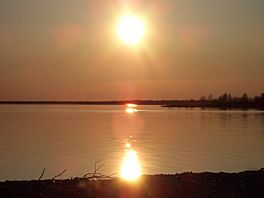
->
0, 92, 264, 110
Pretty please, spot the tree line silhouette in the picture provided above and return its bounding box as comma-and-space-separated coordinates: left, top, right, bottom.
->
0, 92, 263, 109
164, 92, 264, 109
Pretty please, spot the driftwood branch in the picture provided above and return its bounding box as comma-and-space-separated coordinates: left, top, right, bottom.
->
94, 161, 105, 175
108, 172, 117, 177
35, 163, 115, 181
52, 169, 67, 180
83, 161, 115, 180
83, 160, 104, 178
38, 168, 46, 180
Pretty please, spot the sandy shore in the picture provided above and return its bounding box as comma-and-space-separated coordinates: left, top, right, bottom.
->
1, 169, 264, 198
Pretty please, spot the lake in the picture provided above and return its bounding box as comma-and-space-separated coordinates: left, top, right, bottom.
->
0, 105, 264, 180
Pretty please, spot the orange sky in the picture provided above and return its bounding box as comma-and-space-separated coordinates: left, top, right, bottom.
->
0, 0, 263, 100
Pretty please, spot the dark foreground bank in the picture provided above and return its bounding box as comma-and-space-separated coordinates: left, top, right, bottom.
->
1, 169, 264, 198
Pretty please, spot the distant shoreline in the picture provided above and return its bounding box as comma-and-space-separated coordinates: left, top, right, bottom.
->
0, 100, 171, 105
0, 100, 264, 110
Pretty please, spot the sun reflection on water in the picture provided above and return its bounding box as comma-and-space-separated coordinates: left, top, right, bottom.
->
125, 104, 138, 113
126, 108, 137, 113
120, 139, 141, 181
127, 103, 138, 108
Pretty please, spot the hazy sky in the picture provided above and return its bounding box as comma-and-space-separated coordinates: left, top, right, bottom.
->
0, 0, 263, 100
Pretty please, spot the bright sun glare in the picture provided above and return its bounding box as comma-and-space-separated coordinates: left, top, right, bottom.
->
118, 15, 145, 45
125, 103, 138, 113
121, 149, 141, 181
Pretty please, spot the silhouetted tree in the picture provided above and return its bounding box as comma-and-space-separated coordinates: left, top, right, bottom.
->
261, 93, 264, 101
208, 94, 213, 100
200, 96, 206, 101
227, 94, 232, 103
241, 93, 249, 103
218, 93, 228, 106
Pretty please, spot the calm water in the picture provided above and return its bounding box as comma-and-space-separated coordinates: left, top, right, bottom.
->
0, 105, 264, 180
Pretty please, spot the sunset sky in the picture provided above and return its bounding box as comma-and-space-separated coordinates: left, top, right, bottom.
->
0, 0, 263, 100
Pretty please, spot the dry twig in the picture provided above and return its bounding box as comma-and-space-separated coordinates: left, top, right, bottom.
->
38, 168, 46, 181
82, 161, 116, 180
52, 169, 67, 180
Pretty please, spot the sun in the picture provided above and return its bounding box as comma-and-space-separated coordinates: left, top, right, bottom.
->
117, 15, 145, 45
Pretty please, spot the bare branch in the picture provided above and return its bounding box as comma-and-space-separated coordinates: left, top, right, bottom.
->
95, 163, 105, 174
82, 161, 115, 180
93, 161, 101, 175
52, 169, 67, 180
38, 168, 46, 181
108, 172, 117, 177
83, 172, 93, 178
